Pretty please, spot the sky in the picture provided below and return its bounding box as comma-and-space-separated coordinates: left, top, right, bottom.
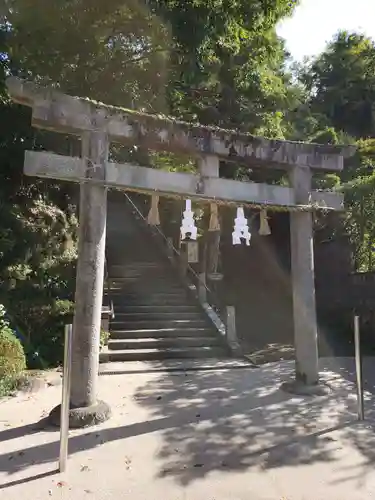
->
277, 0, 375, 61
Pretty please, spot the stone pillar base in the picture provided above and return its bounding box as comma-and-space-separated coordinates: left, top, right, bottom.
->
49, 400, 111, 428
280, 380, 331, 397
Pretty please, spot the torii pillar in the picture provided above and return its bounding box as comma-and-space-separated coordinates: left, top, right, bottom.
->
50, 130, 112, 426
282, 166, 328, 395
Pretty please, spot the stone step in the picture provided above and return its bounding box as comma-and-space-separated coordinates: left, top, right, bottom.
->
113, 305, 197, 313
107, 251, 156, 258
105, 292, 188, 300
103, 202, 228, 364
112, 302, 191, 309
105, 287, 185, 293
107, 256, 157, 264
107, 291, 187, 299
109, 278, 178, 286
107, 240, 157, 248
108, 262, 173, 276
113, 312, 204, 321
109, 261, 166, 267
109, 265, 171, 275
108, 336, 222, 350
109, 286, 182, 293
109, 279, 180, 287
110, 319, 208, 329
109, 282, 184, 291
107, 298, 190, 307
109, 294, 188, 302
108, 272, 174, 280
109, 276, 181, 283
99, 346, 229, 362
107, 262, 161, 269
110, 327, 213, 339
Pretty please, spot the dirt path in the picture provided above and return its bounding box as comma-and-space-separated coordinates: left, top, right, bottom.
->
1, 358, 375, 500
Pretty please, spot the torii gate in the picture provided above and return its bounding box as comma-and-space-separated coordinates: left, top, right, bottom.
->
6, 77, 354, 427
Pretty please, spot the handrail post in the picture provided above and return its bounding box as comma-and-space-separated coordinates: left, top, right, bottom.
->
354, 315, 365, 421
59, 323, 73, 472
226, 305, 241, 355
179, 241, 188, 278
166, 237, 174, 261
104, 254, 114, 319
198, 273, 207, 303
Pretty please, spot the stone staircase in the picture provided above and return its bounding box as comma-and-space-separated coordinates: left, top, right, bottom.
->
100, 192, 228, 363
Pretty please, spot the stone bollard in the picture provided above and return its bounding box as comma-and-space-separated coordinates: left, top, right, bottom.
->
226, 306, 242, 356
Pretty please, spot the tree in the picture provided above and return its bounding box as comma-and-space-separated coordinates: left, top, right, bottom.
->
303, 31, 375, 139
0, 29, 78, 367
289, 32, 375, 272
3, 0, 299, 134
341, 139, 375, 271
148, 0, 299, 133
3, 0, 170, 110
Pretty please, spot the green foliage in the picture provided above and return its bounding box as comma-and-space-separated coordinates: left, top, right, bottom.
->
310, 127, 339, 146
156, 0, 299, 134
0, 305, 26, 397
100, 329, 110, 350
0, 375, 18, 398
0, 328, 26, 378
6, 296, 75, 367
340, 139, 375, 271
289, 30, 375, 271
0, 187, 78, 367
3, 0, 299, 135
3, 0, 170, 110
0, 30, 78, 368
303, 31, 375, 139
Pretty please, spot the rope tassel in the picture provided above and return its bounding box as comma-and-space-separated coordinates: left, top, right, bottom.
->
259, 209, 271, 236
147, 194, 160, 226
209, 203, 220, 231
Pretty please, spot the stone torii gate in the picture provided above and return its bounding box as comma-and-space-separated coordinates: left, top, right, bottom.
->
7, 77, 354, 427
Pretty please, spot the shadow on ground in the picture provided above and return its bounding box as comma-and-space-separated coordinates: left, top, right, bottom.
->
130, 359, 375, 485
1, 358, 375, 489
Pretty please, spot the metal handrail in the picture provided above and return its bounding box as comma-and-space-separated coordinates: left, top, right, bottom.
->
123, 192, 222, 311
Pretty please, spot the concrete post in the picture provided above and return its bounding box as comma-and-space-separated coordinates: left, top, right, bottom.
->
283, 166, 327, 395
101, 310, 111, 333
49, 130, 112, 426
226, 306, 242, 356
179, 242, 189, 278
226, 306, 236, 343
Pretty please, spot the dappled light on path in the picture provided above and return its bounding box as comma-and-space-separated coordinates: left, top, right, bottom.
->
132, 359, 375, 486
0, 358, 375, 499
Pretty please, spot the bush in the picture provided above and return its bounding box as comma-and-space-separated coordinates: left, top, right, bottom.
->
1, 299, 110, 370
0, 327, 26, 379
34, 299, 75, 367
7, 297, 75, 368
0, 304, 26, 397
0, 376, 19, 397
0, 305, 26, 397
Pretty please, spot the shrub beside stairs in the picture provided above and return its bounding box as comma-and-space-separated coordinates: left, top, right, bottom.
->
100, 194, 229, 363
